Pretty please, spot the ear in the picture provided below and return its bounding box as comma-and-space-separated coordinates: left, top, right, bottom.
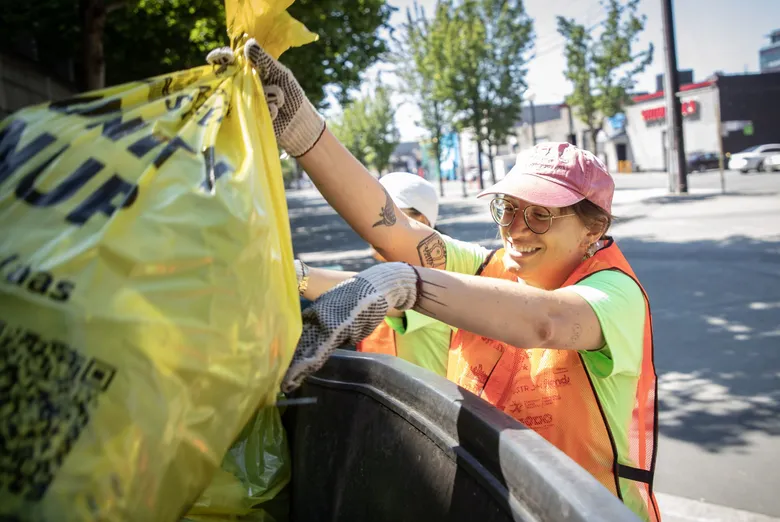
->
582, 218, 606, 247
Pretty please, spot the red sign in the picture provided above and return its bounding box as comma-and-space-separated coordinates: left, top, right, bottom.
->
641, 100, 698, 122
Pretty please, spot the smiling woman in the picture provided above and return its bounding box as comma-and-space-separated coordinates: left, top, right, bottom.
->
243, 39, 662, 522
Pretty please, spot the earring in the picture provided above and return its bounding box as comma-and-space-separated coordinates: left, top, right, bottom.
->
584, 242, 598, 259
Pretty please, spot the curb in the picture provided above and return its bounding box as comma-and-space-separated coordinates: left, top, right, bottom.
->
657, 493, 780, 522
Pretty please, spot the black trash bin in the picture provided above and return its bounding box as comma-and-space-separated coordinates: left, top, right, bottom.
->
285, 350, 639, 522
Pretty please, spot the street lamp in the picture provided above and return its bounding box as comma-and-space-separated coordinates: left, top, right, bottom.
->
526, 89, 537, 146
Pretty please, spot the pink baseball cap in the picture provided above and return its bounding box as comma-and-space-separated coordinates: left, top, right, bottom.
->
477, 142, 615, 214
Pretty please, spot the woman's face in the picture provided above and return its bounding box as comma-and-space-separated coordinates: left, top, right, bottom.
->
497, 197, 597, 289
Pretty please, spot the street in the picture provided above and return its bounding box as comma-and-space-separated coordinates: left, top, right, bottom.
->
288, 169, 780, 519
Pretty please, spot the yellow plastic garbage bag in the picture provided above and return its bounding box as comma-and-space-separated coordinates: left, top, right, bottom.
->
183, 404, 291, 522
0, 1, 315, 520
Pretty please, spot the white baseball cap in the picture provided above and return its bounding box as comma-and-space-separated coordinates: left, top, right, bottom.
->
380, 172, 439, 227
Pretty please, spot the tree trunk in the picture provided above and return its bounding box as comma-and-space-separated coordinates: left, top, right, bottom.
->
434, 102, 444, 197
435, 132, 444, 197
471, 101, 485, 191
295, 160, 304, 190
80, 0, 107, 90
486, 140, 497, 186
475, 138, 485, 191
80, 0, 128, 90
589, 127, 602, 156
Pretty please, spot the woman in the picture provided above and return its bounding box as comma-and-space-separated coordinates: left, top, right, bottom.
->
245, 40, 660, 521
298, 172, 453, 376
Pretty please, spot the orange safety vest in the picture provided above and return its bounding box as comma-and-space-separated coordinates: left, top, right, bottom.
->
448, 240, 660, 521
356, 320, 397, 356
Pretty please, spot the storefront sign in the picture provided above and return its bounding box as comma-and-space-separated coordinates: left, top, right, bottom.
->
641, 100, 698, 122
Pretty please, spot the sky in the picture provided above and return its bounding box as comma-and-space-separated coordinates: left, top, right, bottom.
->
364, 0, 780, 141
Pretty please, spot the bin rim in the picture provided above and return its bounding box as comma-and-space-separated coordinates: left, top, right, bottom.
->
296, 349, 640, 522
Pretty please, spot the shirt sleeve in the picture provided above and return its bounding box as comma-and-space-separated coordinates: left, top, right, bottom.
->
442, 234, 491, 276
385, 311, 454, 335
566, 270, 646, 378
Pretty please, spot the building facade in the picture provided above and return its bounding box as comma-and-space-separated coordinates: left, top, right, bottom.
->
759, 29, 780, 73
625, 72, 780, 171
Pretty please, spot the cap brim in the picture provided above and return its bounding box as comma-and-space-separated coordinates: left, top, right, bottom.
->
477, 172, 585, 208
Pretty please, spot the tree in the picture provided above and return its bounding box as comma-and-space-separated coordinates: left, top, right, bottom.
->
364, 86, 401, 174
434, 0, 533, 188
481, 0, 533, 183
0, 0, 394, 104
0, 0, 226, 90
286, 0, 396, 109
331, 84, 400, 176
331, 98, 371, 166
557, 0, 653, 151
393, 1, 453, 195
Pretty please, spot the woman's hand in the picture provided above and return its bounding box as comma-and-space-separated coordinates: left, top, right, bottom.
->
244, 39, 325, 157
283, 263, 419, 392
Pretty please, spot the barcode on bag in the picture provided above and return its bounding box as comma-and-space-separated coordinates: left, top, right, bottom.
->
0, 320, 116, 501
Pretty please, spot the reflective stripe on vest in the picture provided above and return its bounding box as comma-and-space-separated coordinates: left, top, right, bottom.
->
356, 320, 397, 356
447, 241, 661, 521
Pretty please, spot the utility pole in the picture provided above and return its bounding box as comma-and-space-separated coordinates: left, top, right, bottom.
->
661, 0, 688, 194
713, 77, 727, 195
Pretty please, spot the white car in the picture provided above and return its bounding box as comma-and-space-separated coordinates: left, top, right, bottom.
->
766, 153, 780, 172
728, 144, 780, 173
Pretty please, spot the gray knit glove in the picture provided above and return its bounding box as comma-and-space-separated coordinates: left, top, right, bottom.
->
283, 263, 420, 392
244, 38, 326, 157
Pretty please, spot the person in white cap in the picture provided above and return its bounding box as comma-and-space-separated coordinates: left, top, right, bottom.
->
246, 41, 661, 521
295, 172, 452, 377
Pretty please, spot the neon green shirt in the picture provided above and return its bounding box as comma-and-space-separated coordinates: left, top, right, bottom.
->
384, 311, 451, 377
443, 235, 648, 519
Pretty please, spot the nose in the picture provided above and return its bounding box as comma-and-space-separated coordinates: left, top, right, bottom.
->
509, 211, 532, 235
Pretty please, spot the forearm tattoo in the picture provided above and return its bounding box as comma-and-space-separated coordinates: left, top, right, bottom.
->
372, 187, 397, 228
416, 233, 447, 269
415, 278, 447, 318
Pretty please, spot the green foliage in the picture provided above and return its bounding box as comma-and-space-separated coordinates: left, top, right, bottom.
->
104, 0, 226, 86
557, 0, 653, 146
0, 0, 394, 105
393, 1, 453, 177
331, 84, 400, 175
286, 0, 396, 109
331, 98, 371, 166
429, 0, 533, 185
280, 157, 299, 189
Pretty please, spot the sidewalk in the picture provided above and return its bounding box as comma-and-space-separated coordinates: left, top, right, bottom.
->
657, 493, 780, 522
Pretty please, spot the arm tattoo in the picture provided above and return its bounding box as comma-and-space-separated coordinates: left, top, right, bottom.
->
415, 278, 448, 318
416, 233, 447, 269
372, 187, 397, 228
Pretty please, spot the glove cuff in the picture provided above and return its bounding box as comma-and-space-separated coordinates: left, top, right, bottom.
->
294, 259, 309, 295
357, 262, 419, 311
281, 100, 326, 157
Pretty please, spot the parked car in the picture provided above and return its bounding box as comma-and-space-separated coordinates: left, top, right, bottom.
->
765, 153, 780, 172
687, 151, 721, 172
728, 144, 780, 173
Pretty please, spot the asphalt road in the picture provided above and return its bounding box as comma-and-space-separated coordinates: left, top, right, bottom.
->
288, 169, 780, 517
